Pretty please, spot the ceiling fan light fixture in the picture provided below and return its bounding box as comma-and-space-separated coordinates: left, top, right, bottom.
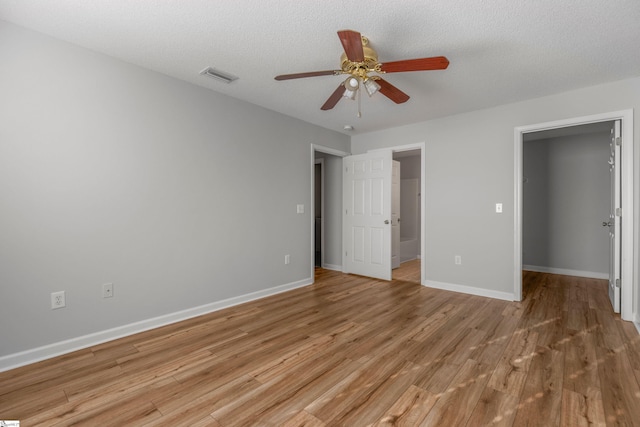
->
363, 78, 381, 97
343, 76, 359, 99
345, 76, 359, 89
343, 88, 357, 100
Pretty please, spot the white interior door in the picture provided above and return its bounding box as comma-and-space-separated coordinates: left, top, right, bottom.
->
343, 151, 392, 280
608, 120, 621, 312
391, 160, 401, 269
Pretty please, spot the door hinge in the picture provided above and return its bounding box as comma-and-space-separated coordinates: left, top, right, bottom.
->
615, 208, 622, 217
615, 278, 620, 288
615, 137, 621, 146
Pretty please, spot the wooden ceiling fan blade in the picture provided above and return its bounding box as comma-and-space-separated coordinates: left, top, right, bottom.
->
321, 84, 345, 110
377, 79, 410, 104
337, 30, 365, 62
380, 56, 450, 73
275, 70, 340, 80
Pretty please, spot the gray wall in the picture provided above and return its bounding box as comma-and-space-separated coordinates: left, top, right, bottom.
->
523, 132, 610, 275
2, 19, 640, 362
0, 21, 349, 359
399, 155, 421, 179
352, 76, 640, 301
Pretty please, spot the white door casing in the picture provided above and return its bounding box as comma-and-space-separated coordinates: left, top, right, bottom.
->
343, 151, 392, 280
392, 160, 401, 269
608, 120, 621, 312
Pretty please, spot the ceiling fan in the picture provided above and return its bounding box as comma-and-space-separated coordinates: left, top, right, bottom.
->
274, 30, 449, 111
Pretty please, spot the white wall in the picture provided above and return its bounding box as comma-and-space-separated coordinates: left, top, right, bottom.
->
523, 132, 610, 277
0, 21, 349, 367
352, 76, 639, 304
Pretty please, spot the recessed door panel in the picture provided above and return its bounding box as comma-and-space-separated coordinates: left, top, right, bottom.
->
370, 177, 384, 216
370, 227, 385, 266
352, 179, 366, 216
353, 159, 366, 173
371, 157, 384, 172
352, 226, 365, 263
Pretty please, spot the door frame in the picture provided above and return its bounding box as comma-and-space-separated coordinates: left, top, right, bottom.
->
368, 142, 426, 285
310, 144, 350, 280
514, 110, 634, 320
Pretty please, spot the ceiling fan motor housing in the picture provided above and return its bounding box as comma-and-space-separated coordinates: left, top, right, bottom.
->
340, 36, 379, 78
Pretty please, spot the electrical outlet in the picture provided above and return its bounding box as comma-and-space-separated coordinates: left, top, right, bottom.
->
51, 291, 66, 309
285, 254, 291, 265
102, 283, 114, 298
455, 255, 462, 265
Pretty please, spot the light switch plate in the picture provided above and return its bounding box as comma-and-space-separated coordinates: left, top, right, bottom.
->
102, 283, 113, 298
297, 204, 304, 214
496, 203, 503, 213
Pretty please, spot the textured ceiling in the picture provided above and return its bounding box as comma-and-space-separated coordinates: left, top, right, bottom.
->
1, 0, 640, 135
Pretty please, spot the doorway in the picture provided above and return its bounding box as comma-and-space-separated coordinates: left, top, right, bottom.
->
514, 110, 634, 320
341, 143, 425, 284
393, 150, 422, 268
311, 145, 349, 280
522, 122, 612, 279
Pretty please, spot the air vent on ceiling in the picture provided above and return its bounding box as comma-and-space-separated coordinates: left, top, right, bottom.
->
199, 67, 238, 84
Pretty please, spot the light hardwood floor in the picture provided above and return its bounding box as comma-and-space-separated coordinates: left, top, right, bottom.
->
2, 261, 640, 426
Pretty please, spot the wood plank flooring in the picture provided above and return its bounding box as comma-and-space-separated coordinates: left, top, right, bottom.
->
2, 262, 640, 426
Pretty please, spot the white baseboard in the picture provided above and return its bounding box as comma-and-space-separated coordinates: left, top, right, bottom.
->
523, 265, 608, 280
321, 263, 342, 271
0, 277, 313, 373
424, 280, 515, 302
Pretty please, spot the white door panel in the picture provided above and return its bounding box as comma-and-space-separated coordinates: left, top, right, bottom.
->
343, 151, 392, 280
608, 120, 621, 313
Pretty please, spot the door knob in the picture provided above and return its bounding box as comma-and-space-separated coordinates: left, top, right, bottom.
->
384, 220, 390, 224
603, 221, 612, 227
